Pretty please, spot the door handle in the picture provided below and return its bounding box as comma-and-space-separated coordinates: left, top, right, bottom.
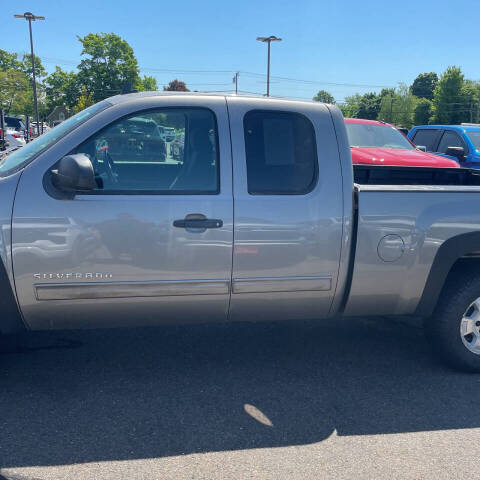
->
173, 217, 223, 229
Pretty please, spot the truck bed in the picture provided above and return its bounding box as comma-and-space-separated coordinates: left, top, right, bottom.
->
353, 165, 480, 186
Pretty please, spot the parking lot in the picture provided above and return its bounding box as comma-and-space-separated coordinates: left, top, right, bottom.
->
1, 316, 480, 480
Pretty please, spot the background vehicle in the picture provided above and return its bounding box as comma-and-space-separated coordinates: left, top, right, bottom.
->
345, 118, 459, 167
5, 116, 26, 140
170, 132, 185, 161
164, 127, 176, 142
3, 94, 480, 373
31, 122, 51, 136
409, 125, 480, 167
395, 126, 409, 137
5, 128, 26, 146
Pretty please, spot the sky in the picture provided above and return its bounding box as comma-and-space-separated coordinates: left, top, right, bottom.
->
2, 0, 480, 103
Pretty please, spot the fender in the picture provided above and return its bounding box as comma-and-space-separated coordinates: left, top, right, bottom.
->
415, 231, 480, 317
0, 256, 26, 334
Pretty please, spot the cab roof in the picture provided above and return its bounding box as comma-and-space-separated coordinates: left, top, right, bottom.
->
344, 118, 394, 127
411, 124, 480, 133
106, 90, 322, 108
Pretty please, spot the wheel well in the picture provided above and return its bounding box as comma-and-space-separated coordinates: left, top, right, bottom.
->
415, 232, 480, 317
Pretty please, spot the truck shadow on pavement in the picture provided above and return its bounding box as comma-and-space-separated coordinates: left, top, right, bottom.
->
1, 316, 478, 468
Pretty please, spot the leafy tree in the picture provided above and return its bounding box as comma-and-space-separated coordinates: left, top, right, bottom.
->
339, 93, 362, 118
163, 79, 190, 92
0, 49, 21, 71
377, 83, 417, 127
73, 86, 94, 113
357, 92, 381, 119
410, 72, 438, 100
77, 33, 140, 102
413, 98, 433, 125
461, 79, 480, 123
312, 90, 335, 104
136, 75, 158, 91
44, 66, 79, 111
432, 66, 476, 124
0, 69, 32, 115
20, 54, 47, 79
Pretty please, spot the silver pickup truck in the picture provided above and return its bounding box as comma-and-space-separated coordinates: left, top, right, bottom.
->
2, 92, 480, 371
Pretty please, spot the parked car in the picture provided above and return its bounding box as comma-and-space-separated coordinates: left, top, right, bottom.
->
3, 93, 480, 372
408, 125, 480, 167
31, 122, 51, 136
345, 118, 459, 167
170, 132, 185, 161
4, 116, 26, 140
5, 128, 26, 145
395, 126, 409, 137
164, 127, 176, 142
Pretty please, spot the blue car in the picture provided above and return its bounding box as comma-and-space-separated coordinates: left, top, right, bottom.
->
408, 124, 480, 167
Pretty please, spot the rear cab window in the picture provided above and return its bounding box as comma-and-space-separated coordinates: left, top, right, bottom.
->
243, 110, 318, 195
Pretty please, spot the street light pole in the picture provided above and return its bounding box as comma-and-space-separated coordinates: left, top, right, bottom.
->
256, 36, 282, 97
14, 12, 45, 133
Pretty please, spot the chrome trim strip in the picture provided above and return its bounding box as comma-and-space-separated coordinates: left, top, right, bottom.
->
35, 279, 230, 301
232, 276, 332, 294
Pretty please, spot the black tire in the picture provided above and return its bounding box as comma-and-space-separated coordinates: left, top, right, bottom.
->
427, 269, 480, 372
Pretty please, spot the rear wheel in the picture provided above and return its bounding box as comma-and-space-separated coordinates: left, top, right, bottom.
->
427, 271, 480, 372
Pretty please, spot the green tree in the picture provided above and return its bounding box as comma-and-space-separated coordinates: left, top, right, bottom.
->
377, 83, 417, 127
339, 93, 362, 118
44, 66, 79, 111
0, 49, 21, 71
77, 33, 140, 102
312, 90, 335, 104
461, 79, 480, 123
73, 86, 94, 113
20, 53, 47, 79
410, 72, 438, 100
163, 79, 190, 91
136, 75, 158, 91
413, 98, 433, 125
432, 66, 477, 124
0, 69, 32, 115
357, 92, 381, 119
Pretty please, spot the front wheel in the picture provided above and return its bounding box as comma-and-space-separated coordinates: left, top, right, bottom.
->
427, 271, 480, 372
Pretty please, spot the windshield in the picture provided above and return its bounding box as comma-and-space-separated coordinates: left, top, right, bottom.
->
345, 123, 415, 150
0, 101, 110, 178
466, 131, 480, 151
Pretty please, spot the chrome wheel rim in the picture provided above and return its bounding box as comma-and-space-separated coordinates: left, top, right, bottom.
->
460, 297, 480, 355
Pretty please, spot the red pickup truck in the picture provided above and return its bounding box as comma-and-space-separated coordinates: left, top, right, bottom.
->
345, 118, 459, 167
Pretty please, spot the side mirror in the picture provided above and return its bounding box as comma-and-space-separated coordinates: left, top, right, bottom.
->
445, 146, 465, 162
416, 145, 427, 152
51, 154, 96, 192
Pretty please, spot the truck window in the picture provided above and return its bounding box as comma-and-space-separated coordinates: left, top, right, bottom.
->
411, 129, 440, 151
0, 101, 110, 178
71, 108, 219, 194
437, 130, 467, 154
243, 110, 317, 195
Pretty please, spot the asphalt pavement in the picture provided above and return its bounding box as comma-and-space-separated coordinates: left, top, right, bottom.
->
1, 316, 480, 479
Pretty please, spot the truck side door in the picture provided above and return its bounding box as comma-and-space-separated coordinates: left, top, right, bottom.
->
227, 98, 345, 321
12, 96, 233, 329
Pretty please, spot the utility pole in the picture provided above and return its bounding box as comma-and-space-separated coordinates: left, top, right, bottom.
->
256, 36, 282, 97
14, 12, 45, 133
389, 97, 395, 124
233, 72, 239, 94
